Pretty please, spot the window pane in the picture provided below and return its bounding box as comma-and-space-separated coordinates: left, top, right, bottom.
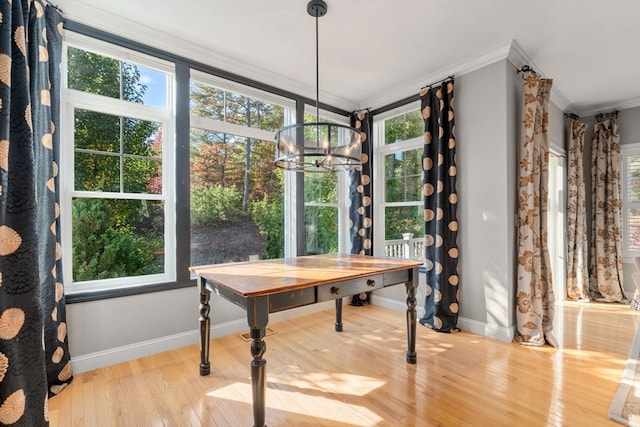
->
124, 157, 162, 194
68, 47, 168, 107
627, 155, 640, 203
190, 128, 283, 265
72, 198, 164, 282
74, 109, 120, 152
305, 205, 338, 255
189, 81, 284, 132
385, 149, 423, 202
74, 152, 119, 192
74, 109, 162, 194
304, 173, 337, 204
385, 206, 424, 240
384, 110, 423, 144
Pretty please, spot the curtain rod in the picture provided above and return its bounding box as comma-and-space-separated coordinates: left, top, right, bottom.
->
352, 107, 371, 115
420, 75, 455, 91
517, 65, 536, 75
564, 112, 579, 120
595, 111, 618, 121
46, 0, 63, 13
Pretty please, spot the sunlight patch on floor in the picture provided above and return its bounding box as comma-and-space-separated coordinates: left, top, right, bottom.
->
269, 371, 386, 396
207, 381, 384, 426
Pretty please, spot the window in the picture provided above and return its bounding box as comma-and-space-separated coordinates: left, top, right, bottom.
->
374, 105, 425, 259
548, 150, 567, 298
622, 143, 640, 258
189, 72, 292, 265
62, 34, 175, 294
303, 110, 351, 255
61, 30, 354, 299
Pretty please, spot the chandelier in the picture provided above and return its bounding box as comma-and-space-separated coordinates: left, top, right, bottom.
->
274, 0, 362, 173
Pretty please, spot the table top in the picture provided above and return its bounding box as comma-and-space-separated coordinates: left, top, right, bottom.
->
190, 253, 423, 298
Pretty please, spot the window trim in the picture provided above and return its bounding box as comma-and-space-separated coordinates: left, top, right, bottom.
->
373, 106, 424, 257
62, 37, 177, 295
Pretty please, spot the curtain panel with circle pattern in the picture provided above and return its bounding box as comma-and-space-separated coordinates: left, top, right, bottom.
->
0, 1, 72, 424
349, 111, 373, 306
418, 79, 460, 332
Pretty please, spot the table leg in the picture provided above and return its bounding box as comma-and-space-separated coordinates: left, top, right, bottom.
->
405, 272, 417, 364
248, 296, 269, 427
335, 298, 343, 332
198, 277, 211, 376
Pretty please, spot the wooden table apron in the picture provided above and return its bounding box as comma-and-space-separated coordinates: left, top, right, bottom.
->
190, 254, 422, 427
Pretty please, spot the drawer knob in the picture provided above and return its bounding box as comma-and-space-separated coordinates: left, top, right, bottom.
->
330, 286, 340, 295
367, 279, 376, 287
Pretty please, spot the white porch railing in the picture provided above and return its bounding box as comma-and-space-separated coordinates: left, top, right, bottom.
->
384, 233, 425, 260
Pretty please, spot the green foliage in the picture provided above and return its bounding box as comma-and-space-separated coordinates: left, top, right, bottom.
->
68, 47, 165, 281
384, 110, 423, 144
250, 193, 284, 259
72, 199, 162, 281
304, 206, 338, 255
191, 185, 244, 227
385, 206, 423, 240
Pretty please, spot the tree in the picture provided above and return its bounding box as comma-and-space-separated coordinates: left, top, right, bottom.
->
68, 47, 163, 281
189, 82, 285, 260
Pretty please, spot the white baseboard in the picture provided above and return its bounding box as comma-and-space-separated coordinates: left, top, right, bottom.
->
457, 316, 515, 343
71, 300, 334, 374
371, 295, 514, 343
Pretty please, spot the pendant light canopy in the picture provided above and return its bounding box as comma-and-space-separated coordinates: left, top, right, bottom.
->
274, 0, 362, 173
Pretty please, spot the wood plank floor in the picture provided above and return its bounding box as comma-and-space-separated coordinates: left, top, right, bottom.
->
48, 301, 640, 426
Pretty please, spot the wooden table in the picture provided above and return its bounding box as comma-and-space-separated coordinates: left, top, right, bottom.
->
190, 253, 423, 427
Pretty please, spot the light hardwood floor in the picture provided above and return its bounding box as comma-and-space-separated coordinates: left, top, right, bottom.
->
49, 301, 640, 426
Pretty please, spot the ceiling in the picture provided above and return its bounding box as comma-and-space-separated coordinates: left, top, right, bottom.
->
55, 0, 640, 116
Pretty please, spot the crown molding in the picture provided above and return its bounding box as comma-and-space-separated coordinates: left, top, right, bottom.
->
506, 40, 572, 113
574, 97, 640, 118
361, 40, 515, 110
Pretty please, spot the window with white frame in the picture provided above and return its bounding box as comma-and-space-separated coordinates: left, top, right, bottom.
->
189, 71, 292, 264
62, 34, 176, 293
373, 105, 425, 259
303, 109, 351, 255
622, 143, 640, 257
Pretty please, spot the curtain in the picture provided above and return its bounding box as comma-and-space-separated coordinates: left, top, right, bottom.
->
515, 73, 557, 347
589, 114, 626, 302
566, 118, 589, 301
349, 111, 373, 306
0, 1, 71, 425
418, 79, 459, 332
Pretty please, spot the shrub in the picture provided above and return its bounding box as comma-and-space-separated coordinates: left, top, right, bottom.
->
250, 192, 284, 259
191, 185, 244, 227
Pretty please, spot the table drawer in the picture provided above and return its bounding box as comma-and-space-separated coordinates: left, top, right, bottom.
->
316, 274, 384, 301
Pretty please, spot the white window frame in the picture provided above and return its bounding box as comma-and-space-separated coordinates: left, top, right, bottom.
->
547, 147, 567, 299
189, 71, 300, 258
373, 102, 423, 258
61, 33, 176, 294
622, 142, 640, 261
302, 106, 352, 254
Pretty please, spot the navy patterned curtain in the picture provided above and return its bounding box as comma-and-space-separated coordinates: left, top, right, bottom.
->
419, 79, 460, 332
0, 1, 71, 425
349, 111, 373, 306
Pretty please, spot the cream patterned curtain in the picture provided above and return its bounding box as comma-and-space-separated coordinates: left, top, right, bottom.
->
589, 114, 626, 302
566, 118, 589, 300
515, 73, 557, 347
